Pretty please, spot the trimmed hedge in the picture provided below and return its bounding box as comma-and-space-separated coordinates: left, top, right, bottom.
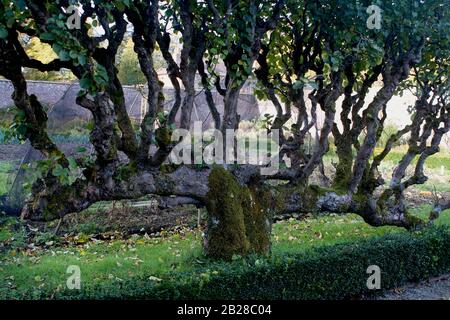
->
38, 227, 450, 299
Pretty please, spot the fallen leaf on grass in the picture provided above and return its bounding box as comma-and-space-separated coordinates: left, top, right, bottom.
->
149, 276, 162, 282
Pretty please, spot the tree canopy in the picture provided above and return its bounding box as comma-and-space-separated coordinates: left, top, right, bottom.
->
0, 0, 448, 237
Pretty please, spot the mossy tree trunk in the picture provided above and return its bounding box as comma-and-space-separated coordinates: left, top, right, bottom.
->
204, 167, 273, 260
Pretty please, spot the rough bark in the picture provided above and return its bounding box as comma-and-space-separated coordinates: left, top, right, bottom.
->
198, 59, 221, 129
349, 49, 423, 194
0, 35, 64, 160
20, 162, 431, 231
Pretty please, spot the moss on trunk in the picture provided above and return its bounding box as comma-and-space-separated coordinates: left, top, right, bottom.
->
204, 166, 273, 260
332, 144, 354, 191
241, 187, 273, 255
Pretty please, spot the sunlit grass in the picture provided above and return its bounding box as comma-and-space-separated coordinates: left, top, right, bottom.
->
380, 149, 450, 171
1, 204, 448, 299
0, 229, 203, 299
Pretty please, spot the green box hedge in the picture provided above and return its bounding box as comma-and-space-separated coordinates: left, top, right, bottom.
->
48, 227, 450, 300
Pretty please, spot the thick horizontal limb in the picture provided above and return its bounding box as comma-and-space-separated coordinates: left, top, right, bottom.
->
21, 165, 428, 230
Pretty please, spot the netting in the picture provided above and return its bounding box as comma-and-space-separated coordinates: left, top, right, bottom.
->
160, 89, 260, 130
0, 79, 265, 215
0, 143, 29, 215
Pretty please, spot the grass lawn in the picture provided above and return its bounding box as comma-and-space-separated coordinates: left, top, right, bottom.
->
323, 148, 450, 193
381, 149, 450, 171
0, 204, 449, 299
324, 146, 450, 170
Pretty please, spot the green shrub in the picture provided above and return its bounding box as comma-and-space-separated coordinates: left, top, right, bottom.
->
36, 226, 449, 300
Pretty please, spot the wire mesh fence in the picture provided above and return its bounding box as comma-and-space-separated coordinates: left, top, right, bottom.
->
0, 79, 265, 215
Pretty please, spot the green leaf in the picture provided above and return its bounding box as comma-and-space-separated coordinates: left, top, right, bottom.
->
293, 81, 304, 90
52, 164, 65, 177
309, 82, 319, 90
79, 77, 92, 90
40, 32, 56, 41
58, 50, 71, 61
68, 157, 78, 170
0, 26, 8, 39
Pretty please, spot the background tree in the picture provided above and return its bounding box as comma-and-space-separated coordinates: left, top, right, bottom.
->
117, 37, 154, 86
0, 0, 448, 259
23, 37, 76, 81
